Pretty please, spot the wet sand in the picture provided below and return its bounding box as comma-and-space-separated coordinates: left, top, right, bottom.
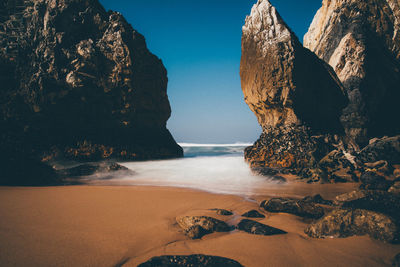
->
0, 185, 399, 267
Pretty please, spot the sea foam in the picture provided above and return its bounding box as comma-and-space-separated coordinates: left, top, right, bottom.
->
83, 143, 286, 196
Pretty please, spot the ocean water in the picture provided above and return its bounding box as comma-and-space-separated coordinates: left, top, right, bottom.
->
83, 143, 292, 196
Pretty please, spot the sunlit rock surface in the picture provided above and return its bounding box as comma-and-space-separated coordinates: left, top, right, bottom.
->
240, 0, 347, 178
304, 0, 400, 146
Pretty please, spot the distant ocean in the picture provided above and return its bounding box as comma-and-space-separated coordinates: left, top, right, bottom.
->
179, 143, 252, 158
84, 143, 288, 196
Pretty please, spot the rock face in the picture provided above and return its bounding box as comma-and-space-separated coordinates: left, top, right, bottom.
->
138, 255, 244, 267
241, 210, 265, 218
237, 219, 287, 236
176, 216, 231, 239
57, 162, 129, 178
240, 0, 348, 174
305, 208, 399, 243
210, 209, 233, 216
358, 136, 400, 165
260, 197, 325, 219
304, 0, 400, 146
338, 190, 400, 222
0, 0, 182, 177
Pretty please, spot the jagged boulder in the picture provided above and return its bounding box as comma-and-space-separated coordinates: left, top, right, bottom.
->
240, 0, 347, 176
0, 0, 182, 171
304, 0, 400, 146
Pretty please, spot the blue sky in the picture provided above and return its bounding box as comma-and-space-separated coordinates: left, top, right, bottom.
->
99, 0, 322, 143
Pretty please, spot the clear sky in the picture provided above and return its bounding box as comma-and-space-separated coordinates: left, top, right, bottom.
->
99, 0, 323, 143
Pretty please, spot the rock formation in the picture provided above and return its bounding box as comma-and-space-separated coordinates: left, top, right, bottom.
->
237, 219, 287, 236
240, 0, 348, 178
138, 255, 244, 267
304, 0, 400, 146
0, 0, 182, 183
176, 216, 231, 239
260, 197, 325, 219
305, 208, 399, 243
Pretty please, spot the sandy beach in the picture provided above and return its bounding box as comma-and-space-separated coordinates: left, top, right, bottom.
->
0, 185, 399, 267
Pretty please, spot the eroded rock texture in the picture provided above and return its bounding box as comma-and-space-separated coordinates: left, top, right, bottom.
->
0, 0, 182, 177
305, 208, 399, 243
138, 255, 244, 267
304, 0, 400, 146
240, 0, 347, 176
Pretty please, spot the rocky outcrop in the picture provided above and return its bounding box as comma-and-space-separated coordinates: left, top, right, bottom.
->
304, 0, 400, 146
57, 162, 130, 178
302, 194, 333, 206
237, 219, 287, 236
176, 216, 231, 239
138, 255, 244, 267
241, 210, 265, 218
240, 0, 348, 176
359, 171, 392, 190
260, 197, 325, 219
0, 0, 182, 184
337, 190, 400, 221
358, 136, 400, 166
305, 208, 399, 243
210, 209, 233, 216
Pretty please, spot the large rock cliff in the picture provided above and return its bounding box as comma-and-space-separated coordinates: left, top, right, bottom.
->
240, 0, 348, 178
304, 0, 400, 146
0, 0, 182, 184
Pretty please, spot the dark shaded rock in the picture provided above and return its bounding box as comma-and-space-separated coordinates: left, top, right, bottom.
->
305, 1, 400, 146
185, 225, 209, 240
0, 147, 59, 186
393, 253, 400, 267
360, 171, 392, 191
0, 0, 183, 184
241, 210, 265, 218
302, 194, 333, 206
358, 136, 400, 166
176, 216, 231, 239
394, 168, 400, 179
261, 197, 325, 219
210, 209, 233, 216
337, 190, 400, 222
305, 208, 399, 243
237, 219, 287, 236
364, 160, 391, 176
389, 181, 400, 195
240, 0, 347, 176
138, 255, 244, 267
334, 190, 369, 204
58, 162, 128, 178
